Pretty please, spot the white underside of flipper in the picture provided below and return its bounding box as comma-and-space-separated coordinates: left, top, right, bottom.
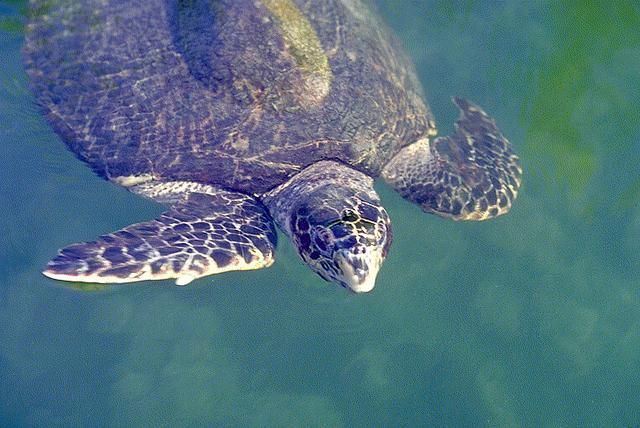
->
43, 249, 274, 286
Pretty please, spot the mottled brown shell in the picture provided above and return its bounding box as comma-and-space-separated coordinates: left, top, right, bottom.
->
24, 0, 435, 193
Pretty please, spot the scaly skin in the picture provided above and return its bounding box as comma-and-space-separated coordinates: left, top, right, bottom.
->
383, 98, 522, 221
263, 161, 391, 292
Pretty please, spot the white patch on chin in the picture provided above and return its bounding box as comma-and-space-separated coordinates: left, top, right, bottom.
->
335, 249, 382, 293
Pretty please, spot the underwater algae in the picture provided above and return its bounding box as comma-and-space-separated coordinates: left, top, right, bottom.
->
524, 1, 640, 208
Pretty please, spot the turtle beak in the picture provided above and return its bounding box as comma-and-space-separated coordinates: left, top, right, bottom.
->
334, 248, 382, 293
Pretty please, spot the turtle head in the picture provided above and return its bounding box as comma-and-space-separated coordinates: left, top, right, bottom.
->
290, 194, 392, 293
264, 161, 394, 293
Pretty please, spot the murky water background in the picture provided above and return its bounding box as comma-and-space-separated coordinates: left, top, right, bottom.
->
1, 1, 639, 425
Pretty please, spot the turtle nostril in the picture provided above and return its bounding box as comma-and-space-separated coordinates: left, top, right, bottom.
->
354, 244, 366, 255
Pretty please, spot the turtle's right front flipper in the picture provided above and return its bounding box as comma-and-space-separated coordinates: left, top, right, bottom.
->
43, 189, 277, 286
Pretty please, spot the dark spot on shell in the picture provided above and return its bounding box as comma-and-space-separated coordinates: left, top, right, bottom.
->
99, 235, 118, 244
296, 218, 309, 232
228, 233, 249, 243
172, 224, 192, 233
240, 224, 263, 235
242, 204, 265, 215
330, 224, 350, 239
102, 247, 128, 264
211, 250, 233, 267
159, 216, 176, 225
114, 231, 138, 241
146, 237, 166, 249
313, 234, 328, 252
173, 213, 197, 222
359, 205, 379, 222
299, 233, 311, 250
150, 259, 166, 274
84, 260, 103, 275
465, 200, 476, 213
134, 224, 160, 234
490, 176, 501, 190
172, 257, 186, 273
266, 229, 277, 245
61, 246, 92, 259
452, 201, 462, 216
217, 240, 232, 250
158, 247, 181, 256
222, 221, 237, 230
237, 245, 254, 264
100, 265, 139, 278
188, 256, 208, 274
128, 248, 150, 261
192, 222, 210, 230
486, 190, 497, 205
249, 235, 272, 255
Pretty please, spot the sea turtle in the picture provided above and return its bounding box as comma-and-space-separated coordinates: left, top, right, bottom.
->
24, 0, 522, 293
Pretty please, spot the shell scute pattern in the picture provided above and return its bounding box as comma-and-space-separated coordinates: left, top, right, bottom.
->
24, 0, 435, 193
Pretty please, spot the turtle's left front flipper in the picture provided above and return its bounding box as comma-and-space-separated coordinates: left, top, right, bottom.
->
382, 97, 522, 221
43, 190, 277, 285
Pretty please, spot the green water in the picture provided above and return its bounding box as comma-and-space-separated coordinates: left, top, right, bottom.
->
1, 1, 639, 426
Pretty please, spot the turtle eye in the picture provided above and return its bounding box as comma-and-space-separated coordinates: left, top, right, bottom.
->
341, 209, 359, 223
